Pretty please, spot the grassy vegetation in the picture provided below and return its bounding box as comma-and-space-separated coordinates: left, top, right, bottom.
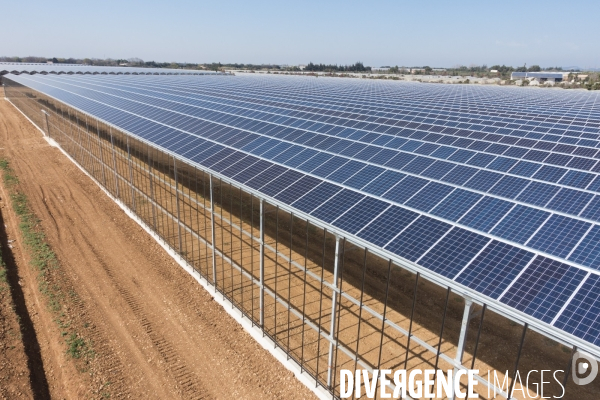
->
0, 157, 93, 362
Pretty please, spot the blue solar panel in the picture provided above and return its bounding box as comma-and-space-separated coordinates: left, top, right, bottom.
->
516, 181, 559, 207
260, 169, 304, 197
509, 161, 541, 177
442, 165, 478, 185
362, 170, 407, 196
419, 227, 490, 278
431, 189, 482, 221
569, 225, 600, 269
385, 216, 452, 261
357, 206, 419, 247
487, 175, 529, 198
332, 197, 390, 234
383, 176, 429, 204
232, 159, 273, 183
464, 170, 503, 192
311, 189, 365, 223
456, 241, 535, 298
554, 274, 600, 346
292, 181, 342, 214
559, 170, 595, 189
405, 182, 454, 212
547, 188, 594, 215
310, 156, 348, 178
459, 197, 514, 232
327, 160, 365, 183
11, 73, 600, 349
527, 215, 591, 258
275, 175, 322, 204
343, 165, 386, 190
581, 196, 600, 222
533, 165, 568, 183
491, 205, 550, 244
502, 256, 587, 323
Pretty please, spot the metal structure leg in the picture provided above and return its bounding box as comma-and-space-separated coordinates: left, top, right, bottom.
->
451, 296, 473, 400
209, 174, 217, 291
109, 127, 119, 199
259, 198, 265, 328
174, 158, 183, 254
326, 235, 341, 387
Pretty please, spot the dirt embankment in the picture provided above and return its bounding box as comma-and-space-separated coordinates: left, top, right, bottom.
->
0, 99, 317, 399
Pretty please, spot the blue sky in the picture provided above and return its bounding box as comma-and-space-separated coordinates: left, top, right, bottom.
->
3, 0, 598, 68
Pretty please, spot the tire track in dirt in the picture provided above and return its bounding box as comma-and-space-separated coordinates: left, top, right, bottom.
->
79, 233, 211, 400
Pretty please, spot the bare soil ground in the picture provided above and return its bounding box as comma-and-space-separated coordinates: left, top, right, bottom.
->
0, 99, 317, 399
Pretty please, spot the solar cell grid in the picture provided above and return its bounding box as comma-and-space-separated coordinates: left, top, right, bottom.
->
8, 73, 600, 349
501, 256, 587, 323
456, 241, 535, 298
419, 227, 490, 278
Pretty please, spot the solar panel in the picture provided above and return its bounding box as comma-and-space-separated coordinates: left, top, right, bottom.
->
6, 72, 600, 349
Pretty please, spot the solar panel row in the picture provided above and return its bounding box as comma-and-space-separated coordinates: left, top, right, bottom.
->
5, 73, 600, 347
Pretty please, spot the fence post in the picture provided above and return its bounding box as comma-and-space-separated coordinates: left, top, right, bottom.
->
126, 135, 136, 211
174, 157, 183, 255
259, 198, 265, 329
109, 127, 120, 199
451, 296, 473, 400
41, 110, 50, 138
95, 119, 107, 187
209, 174, 217, 292
148, 148, 157, 231
326, 235, 341, 388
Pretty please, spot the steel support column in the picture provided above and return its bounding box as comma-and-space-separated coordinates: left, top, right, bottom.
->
126, 135, 136, 211
109, 127, 119, 199
326, 235, 341, 387
41, 109, 50, 138
209, 174, 217, 291
173, 157, 183, 254
147, 148, 157, 231
95, 119, 107, 187
259, 198, 265, 328
451, 296, 473, 400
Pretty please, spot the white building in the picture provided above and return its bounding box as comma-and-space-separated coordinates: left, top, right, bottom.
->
510, 71, 567, 82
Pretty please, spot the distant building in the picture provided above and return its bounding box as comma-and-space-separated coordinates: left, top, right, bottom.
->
372, 67, 390, 72
511, 71, 566, 82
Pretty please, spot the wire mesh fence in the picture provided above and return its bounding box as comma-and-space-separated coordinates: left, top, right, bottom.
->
3, 77, 596, 399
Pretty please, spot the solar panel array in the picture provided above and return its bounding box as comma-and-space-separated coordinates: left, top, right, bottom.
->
0, 62, 218, 76
6, 73, 600, 349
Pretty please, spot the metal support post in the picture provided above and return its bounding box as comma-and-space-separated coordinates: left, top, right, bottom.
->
259, 198, 265, 328
507, 324, 528, 399
148, 149, 157, 231
126, 135, 136, 211
109, 127, 120, 199
404, 272, 420, 370
451, 296, 473, 400
95, 119, 107, 187
209, 174, 217, 291
173, 158, 183, 254
326, 235, 341, 387
41, 110, 50, 138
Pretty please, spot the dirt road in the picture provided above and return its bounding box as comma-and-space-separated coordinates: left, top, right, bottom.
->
0, 99, 317, 399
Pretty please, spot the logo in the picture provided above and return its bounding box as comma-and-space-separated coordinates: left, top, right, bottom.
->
339, 369, 480, 399
572, 350, 598, 386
